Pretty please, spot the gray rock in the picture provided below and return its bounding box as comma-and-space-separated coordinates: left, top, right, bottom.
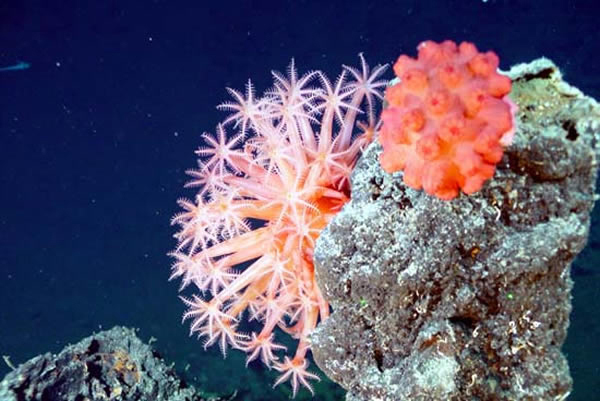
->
311, 58, 600, 401
0, 326, 236, 401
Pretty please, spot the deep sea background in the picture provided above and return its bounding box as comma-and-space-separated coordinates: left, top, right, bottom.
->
1, 1, 599, 400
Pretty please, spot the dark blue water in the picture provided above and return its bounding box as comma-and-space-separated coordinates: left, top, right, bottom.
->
1, 1, 598, 400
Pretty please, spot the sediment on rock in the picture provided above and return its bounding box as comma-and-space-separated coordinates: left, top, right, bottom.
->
311, 58, 600, 401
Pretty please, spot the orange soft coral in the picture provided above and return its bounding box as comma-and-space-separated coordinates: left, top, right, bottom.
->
170, 56, 388, 397
379, 40, 517, 200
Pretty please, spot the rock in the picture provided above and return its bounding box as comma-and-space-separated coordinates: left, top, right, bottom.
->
311, 58, 600, 401
0, 326, 236, 401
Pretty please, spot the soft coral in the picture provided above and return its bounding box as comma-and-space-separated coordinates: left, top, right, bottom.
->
171, 55, 388, 396
379, 40, 517, 200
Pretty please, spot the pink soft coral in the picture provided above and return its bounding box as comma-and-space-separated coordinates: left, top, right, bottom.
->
171, 56, 387, 396
379, 40, 517, 200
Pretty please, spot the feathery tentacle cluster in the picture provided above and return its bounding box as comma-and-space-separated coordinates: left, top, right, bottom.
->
171, 55, 388, 396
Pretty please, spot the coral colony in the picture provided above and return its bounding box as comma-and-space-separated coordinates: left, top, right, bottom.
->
379, 40, 517, 199
170, 40, 516, 396
170, 55, 388, 395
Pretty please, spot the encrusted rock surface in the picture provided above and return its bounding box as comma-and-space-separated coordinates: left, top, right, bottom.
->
311, 58, 600, 401
0, 326, 235, 401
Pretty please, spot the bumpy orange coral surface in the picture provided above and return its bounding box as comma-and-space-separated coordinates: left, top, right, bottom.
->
379, 40, 517, 200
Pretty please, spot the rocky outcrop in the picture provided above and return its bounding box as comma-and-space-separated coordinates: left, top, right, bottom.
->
0, 326, 236, 401
311, 58, 600, 401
